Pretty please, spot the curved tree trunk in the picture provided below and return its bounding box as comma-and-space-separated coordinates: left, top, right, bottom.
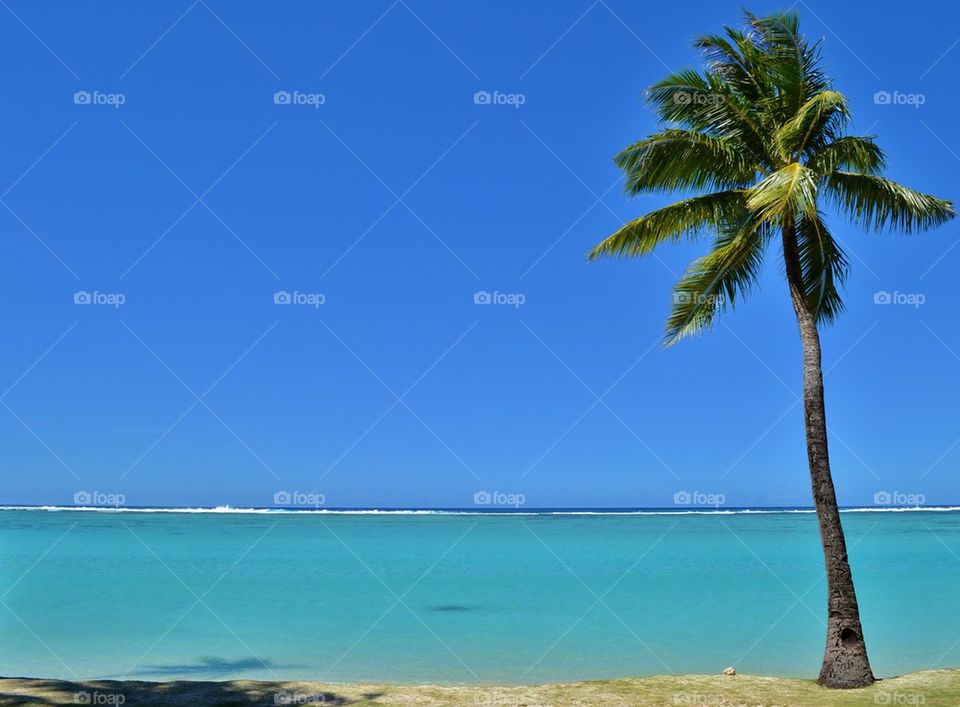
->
781, 221, 875, 689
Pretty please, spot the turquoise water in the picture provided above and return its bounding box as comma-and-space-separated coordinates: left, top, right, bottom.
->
1, 509, 959, 684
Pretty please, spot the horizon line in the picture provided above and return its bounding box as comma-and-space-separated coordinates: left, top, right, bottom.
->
3, 503, 960, 515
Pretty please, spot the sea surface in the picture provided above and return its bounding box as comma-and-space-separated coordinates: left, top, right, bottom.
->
1, 507, 959, 684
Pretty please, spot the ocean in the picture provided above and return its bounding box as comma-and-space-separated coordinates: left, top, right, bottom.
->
1, 507, 958, 684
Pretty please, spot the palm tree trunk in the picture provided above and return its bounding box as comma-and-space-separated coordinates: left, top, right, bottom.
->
781, 220, 875, 689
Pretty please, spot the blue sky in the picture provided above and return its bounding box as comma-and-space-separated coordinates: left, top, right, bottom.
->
1, 0, 958, 508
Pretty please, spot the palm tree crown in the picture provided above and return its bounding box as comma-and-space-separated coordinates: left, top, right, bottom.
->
590, 11, 955, 343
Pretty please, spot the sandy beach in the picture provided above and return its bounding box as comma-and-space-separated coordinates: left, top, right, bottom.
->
2, 670, 959, 706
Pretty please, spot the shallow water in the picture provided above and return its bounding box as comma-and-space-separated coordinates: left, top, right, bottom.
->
1, 508, 958, 683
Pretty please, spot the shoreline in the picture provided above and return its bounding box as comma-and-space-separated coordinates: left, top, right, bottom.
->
3, 670, 959, 706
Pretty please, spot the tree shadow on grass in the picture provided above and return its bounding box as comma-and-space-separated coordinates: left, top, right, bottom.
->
0, 677, 382, 706
137, 656, 306, 677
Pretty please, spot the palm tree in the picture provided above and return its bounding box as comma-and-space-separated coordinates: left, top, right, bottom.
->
590, 11, 954, 689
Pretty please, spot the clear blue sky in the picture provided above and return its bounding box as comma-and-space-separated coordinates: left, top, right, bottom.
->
1, 0, 958, 508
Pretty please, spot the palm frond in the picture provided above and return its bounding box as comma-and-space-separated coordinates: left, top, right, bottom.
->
646, 71, 769, 162
824, 172, 956, 232
746, 162, 818, 222
746, 11, 827, 113
589, 191, 746, 259
614, 129, 754, 194
665, 215, 768, 344
693, 28, 767, 103
796, 212, 848, 323
773, 90, 849, 159
807, 136, 885, 176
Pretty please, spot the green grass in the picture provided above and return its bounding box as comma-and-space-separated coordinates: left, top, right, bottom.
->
1, 670, 957, 706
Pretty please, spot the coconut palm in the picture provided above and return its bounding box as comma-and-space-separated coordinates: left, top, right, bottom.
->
590, 11, 954, 689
